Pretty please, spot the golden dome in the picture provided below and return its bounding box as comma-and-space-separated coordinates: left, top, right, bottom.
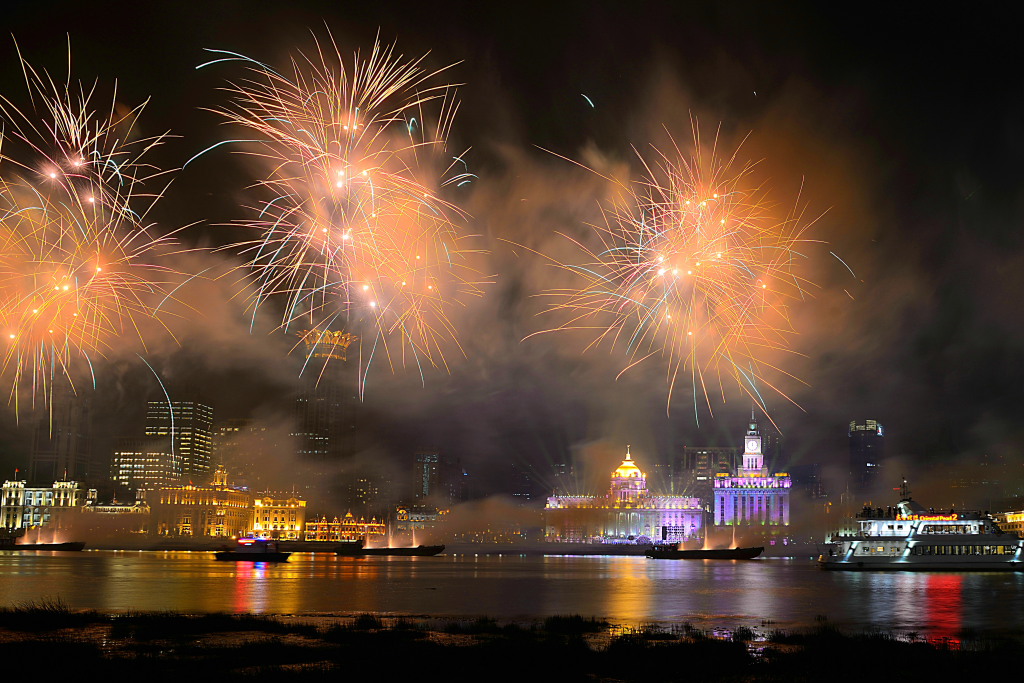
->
612, 446, 645, 479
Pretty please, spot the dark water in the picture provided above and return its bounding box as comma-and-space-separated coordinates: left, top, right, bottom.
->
2, 550, 1022, 636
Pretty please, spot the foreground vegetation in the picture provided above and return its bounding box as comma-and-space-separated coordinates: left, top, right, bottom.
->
0, 600, 1020, 681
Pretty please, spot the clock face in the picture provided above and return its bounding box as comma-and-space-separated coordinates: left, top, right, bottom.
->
747, 440, 759, 451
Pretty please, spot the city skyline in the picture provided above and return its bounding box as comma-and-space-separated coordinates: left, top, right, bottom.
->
0, 3, 1022, 512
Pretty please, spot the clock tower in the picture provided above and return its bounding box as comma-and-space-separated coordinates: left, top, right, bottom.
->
741, 410, 765, 474
712, 410, 792, 528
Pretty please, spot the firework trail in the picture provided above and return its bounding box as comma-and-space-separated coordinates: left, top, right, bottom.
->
202, 34, 485, 390
0, 50, 175, 412
536, 126, 818, 419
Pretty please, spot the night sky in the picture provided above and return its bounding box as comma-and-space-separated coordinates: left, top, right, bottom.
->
2, 2, 1023, 502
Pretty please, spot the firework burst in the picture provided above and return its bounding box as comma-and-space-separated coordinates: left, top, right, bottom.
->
538, 128, 818, 419
0, 51, 175, 411
203, 34, 485, 389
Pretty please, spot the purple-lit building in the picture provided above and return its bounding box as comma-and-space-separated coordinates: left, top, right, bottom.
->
713, 416, 791, 527
544, 447, 703, 544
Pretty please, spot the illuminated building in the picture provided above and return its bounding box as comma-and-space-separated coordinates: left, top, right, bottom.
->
394, 504, 448, 536
150, 465, 251, 537
80, 490, 151, 534
1, 480, 82, 529
251, 495, 307, 539
145, 401, 214, 480
304, 511, 386, 543
993, 510, 1024, 536
713, 415, 791, 526
110, 438, 182, 490
849, 419, 884, 494
544, 447, 703, 544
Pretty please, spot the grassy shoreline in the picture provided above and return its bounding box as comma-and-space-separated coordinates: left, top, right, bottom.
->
1, 600, 1020, 681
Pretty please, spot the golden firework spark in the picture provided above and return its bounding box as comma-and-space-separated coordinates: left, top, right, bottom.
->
0, 51, 175, 411
538, 129, 818, 418
202, 34, 486, 388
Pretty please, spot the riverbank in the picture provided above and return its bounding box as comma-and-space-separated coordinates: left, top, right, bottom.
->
0, 601, 1019, 682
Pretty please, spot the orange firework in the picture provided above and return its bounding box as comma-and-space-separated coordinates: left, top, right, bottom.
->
0, 52, 175, 411
202, 34, 485, 386
539, 129, 817, 417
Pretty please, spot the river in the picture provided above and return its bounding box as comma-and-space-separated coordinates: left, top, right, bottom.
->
1, 550, 1021, 637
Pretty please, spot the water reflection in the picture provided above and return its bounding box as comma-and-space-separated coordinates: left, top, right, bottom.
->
925, 574, 961, 643
0, 551, 1021, 634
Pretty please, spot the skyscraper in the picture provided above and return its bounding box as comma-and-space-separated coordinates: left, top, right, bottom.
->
144, 401, 213, 480
110, 437, 182, 491
412, 450, 466, 507
28, 389, 93, 484
849, 419, 884, 495
292, 329, 359, 465
676, 446, 739, 499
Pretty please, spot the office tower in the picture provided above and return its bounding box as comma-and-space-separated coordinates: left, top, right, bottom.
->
675, 446, 739, 499
110, 437, 182, 490
412, 450, 466, 507
344, 474, 393, 517
292, 329, 359, 466
413, 450, 440, 501
28, 388, 93, 484
144, 401, 213, 480
849, 420, 884, 495
758, 416, 784, 471
550, 461, 575, 495
210, 417, 284, 491
790, 462, 828, 500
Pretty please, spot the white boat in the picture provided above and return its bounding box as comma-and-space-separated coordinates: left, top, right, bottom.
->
819, 483, 1024, 571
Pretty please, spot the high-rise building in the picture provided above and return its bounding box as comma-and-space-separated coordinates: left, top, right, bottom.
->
28, 390, 93, 484
413, 450, 439, 501
110, 437, 182, 490
144, 401, 213, 480
849, 420, 884, 495
412, 450, 466, 508
292, 329, 359, 466
713, 414, 791, 527
675, 446, 739, 499
211, 418, 287, 492
345, 474, 393, 517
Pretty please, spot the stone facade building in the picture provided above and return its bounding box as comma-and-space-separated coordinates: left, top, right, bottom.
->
544, 447, 703, 544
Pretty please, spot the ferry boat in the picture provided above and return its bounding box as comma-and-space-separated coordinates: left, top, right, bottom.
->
819, 483, 1024, 571
214, 538, 291, 562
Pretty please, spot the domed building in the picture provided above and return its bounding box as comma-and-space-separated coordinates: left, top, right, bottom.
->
544, 447, 703, 544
